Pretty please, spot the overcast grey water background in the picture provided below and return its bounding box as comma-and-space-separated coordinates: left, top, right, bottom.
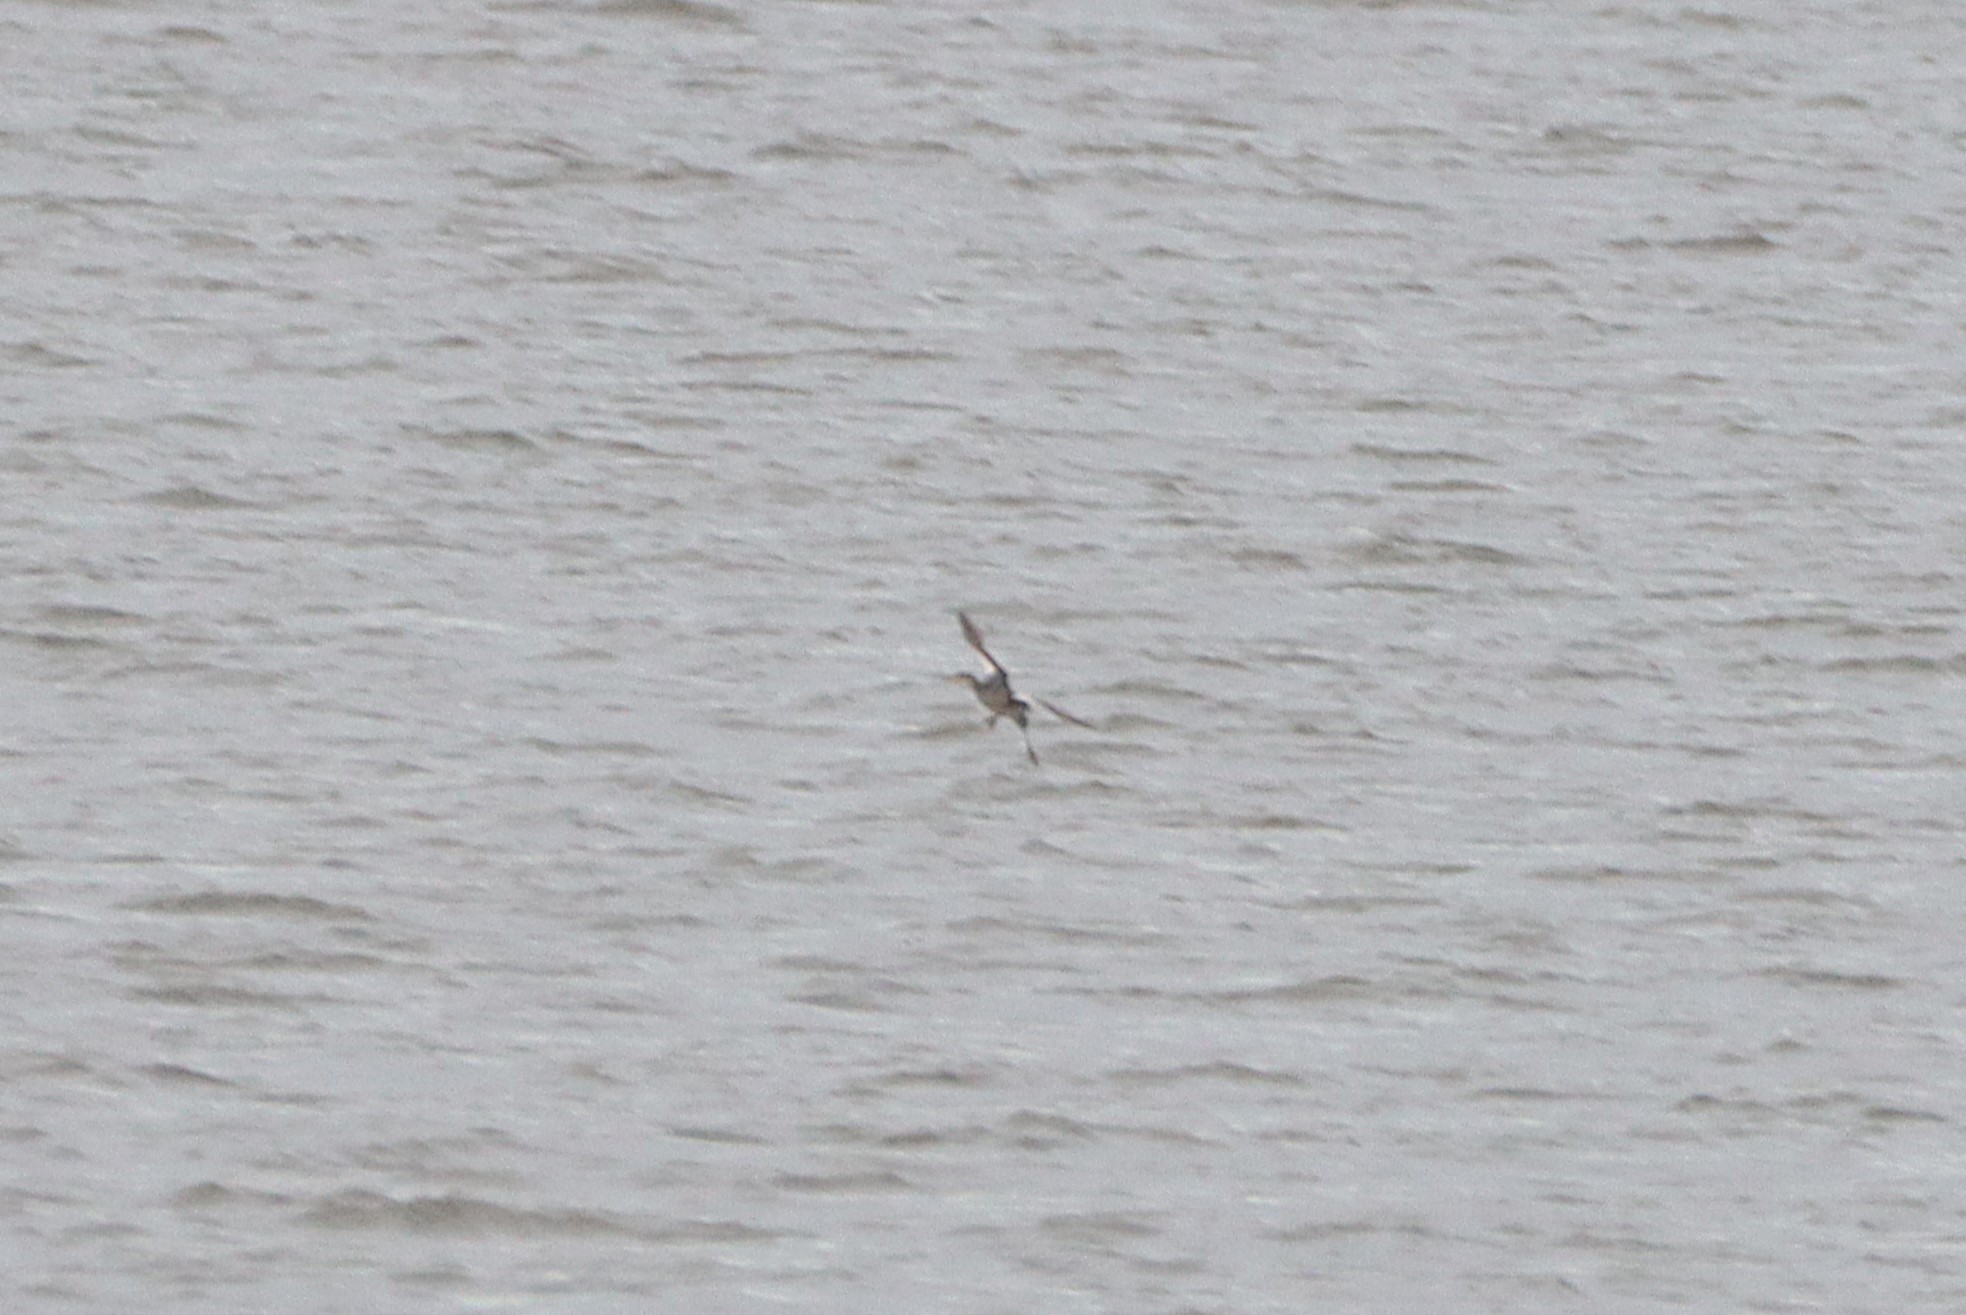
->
6, 0, 1966, 1310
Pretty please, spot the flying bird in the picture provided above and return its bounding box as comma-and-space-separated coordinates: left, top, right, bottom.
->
951, 610, 1094, 765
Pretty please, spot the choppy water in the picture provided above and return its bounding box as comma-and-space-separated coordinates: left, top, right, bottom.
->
7, 1, 1966, 1310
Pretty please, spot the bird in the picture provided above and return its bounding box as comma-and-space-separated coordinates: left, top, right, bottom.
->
951, 610, 1094, 765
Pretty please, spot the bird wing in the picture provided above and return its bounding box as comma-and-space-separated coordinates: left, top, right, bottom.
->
956, 610, 1008, 678
1037, 698, 1096, 729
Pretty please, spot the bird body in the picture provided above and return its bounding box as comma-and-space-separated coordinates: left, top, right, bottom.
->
951, 611, 1093, 764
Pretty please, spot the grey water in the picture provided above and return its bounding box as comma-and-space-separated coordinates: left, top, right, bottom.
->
5, 1, 1965, 1310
